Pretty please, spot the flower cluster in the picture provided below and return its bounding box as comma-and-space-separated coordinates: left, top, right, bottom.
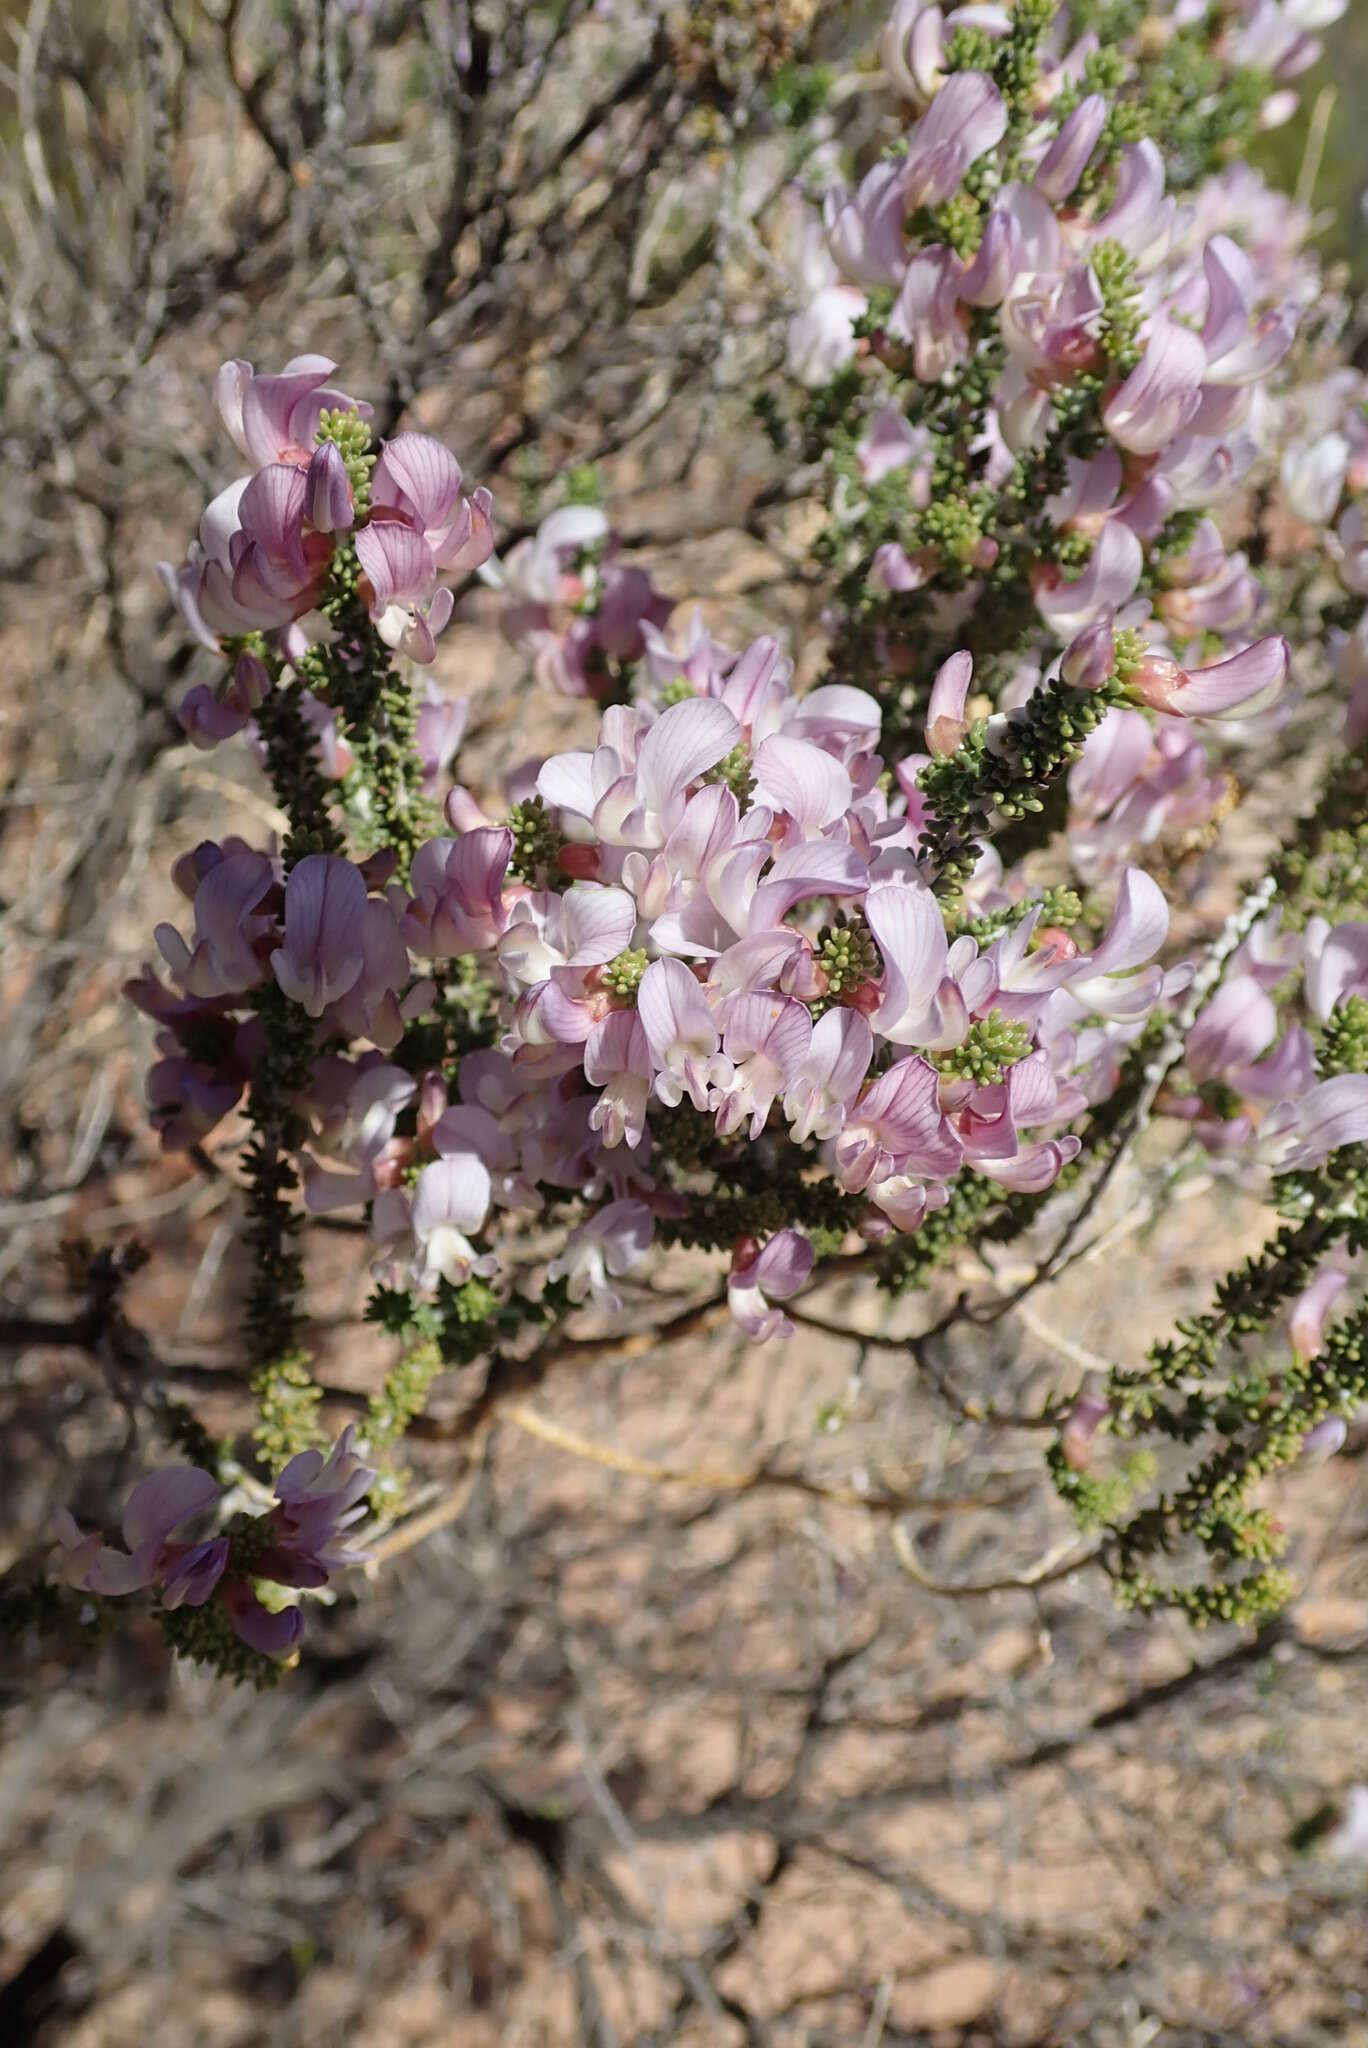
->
54, 1429, 373, 1668
66, 0, 1368, 1676
136, 601, 1185, 1347
161, 354, 494, 669
789, 0, 1323, 873
491, 501, 674, 700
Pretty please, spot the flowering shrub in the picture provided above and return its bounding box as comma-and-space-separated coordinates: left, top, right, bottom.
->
29, 0, 1368, 1681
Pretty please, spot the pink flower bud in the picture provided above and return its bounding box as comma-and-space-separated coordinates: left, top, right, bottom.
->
1061, 617, 1116, 691
1061, 1392, 1109, 1471
925, 651, 973, 757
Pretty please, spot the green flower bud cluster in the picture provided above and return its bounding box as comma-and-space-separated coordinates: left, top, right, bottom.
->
158, 1596, 287, 1689
1319, 995, 1368, 1079
602, 947, 650, 1000
933, 1009, 1032, 1086
704, 741, 757, 808
316, 406, 377, 513
1092, 239, 1143, 373
507, 795, 566, 886
816, 912, 882, 1001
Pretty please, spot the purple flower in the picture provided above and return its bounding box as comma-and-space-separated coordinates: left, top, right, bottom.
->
257, 1425, 376, 1587
1290, 1266, 1350, 1364
221, 1583, 306, 1659
55, 1465, 227, 1606
271, 855, 369, 1017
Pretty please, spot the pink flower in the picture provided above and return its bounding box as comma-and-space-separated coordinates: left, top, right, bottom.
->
901, 70, 1007, 210
1102, 319, 1207, 455
177, 652, 272, 749
715, 992, 813, 1139
864, 882, 960, 1048
159, 468, 330, 646
156, 849, 277, 1000
1128, 637, 1289, 719
410, 1153, 496, 1289
547, 1198, 653, 1313
416, 683, 469, 794
880, 3, 1007, 110
1302, 1416, 1348, 1462
369, 432, 494, 574
1185, 975, 1279, 1084
638, 957, 732, 1111
400, 829, 513, 957
539, 697, 741, 853
215, 354, 371, 470
1033, 524, 1144, 640
585, 1009, 653, 1149
925, 650, 973, 757
1290, 1266, 1350, 1364
1261, 1075, 1368, 1172
354, 519, 454, 663
1198, 236, 1296, 388
834, 1055, 962, 1192
783, 1008, 874, 1143
888, 247, 970, 383
1034, 94, 1106, 203
826, 160, 911, 289
727, 1229, 814, 1342
957, 203, 1022, 307
1060, 1391, 1109, 1471
1303, 916, 1368, 1023
856, 407, 933, 491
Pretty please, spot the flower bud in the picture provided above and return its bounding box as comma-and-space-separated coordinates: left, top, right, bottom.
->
1060, 1391, 1109, 1471
1302, 1416, 1348, 1463
558, 842, 601, 879
1061, 616, 1117, 691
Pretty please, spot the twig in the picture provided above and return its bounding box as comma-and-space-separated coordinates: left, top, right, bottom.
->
890, 1521, 1099, 1598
